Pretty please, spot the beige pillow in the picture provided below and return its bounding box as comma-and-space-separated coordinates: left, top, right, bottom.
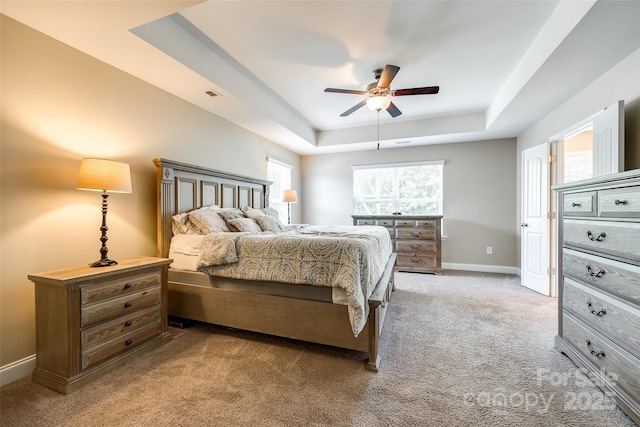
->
188, 209, 230, 233
217, 209, 245, 221
226, 217, 262, 233
171, 212, 193, 235
254, 215, 283, 232
242, 206, 281, 222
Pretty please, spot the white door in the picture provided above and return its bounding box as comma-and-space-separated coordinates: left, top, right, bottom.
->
593, 100, 624, 177
521, 143, 550, 295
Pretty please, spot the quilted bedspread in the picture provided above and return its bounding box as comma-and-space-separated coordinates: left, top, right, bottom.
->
196, 225, 392, 336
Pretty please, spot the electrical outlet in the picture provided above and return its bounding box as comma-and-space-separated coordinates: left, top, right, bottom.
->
486, 246, 493, 255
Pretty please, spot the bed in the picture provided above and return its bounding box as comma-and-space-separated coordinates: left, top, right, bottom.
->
154, 158, 396, 370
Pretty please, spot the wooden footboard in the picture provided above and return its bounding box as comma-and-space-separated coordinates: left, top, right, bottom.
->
168, 253, 396, 371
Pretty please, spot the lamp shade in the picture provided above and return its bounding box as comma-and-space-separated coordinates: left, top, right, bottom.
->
77, 158, 132, 193
282, 189, 298, 203
366, 96, 391, 112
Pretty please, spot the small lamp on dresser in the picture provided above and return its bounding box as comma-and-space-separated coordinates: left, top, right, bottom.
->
77, 158, 132, 267
282, 189, 298, 225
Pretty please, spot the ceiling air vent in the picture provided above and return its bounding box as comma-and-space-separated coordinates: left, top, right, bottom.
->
205, 90, 220, 98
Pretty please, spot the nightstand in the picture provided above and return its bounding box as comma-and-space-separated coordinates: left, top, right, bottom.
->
27, 256, 172, 394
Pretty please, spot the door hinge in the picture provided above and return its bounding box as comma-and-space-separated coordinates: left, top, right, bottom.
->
548, 155, 557, 163
547, 211, 556, 219
547, 267, 556, 276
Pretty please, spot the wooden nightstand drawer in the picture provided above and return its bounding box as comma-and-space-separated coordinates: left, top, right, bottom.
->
82, 305, 161, 351
599, 186, 640, 218
395, 240, 436, 254
564, 191, 597, 216
81, 271, 160, 305
564, 279, 640, 359
82, 320, 162, 370
563, 313, 640, 403
81, 286, 161, 328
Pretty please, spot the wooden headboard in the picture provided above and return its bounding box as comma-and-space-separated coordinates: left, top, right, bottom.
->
153, 158, 271, 258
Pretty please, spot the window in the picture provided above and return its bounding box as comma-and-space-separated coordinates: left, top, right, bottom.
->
353, 161, 443, 215
267, 157, 292, 223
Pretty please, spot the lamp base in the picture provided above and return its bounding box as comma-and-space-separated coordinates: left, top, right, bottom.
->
89, 258, 118, 268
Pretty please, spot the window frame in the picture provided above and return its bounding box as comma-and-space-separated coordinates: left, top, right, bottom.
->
352, 160, 444, 216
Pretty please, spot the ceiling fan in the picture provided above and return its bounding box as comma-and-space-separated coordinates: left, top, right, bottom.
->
324, 64, 439, 118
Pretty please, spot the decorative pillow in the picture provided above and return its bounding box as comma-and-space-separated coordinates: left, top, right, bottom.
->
188, 209, 231, 233
217, 209, 246, 221
254, 215, 284, 232
226, 217, 262, 233
242, 206, 282, 222
171, 212, 193, 235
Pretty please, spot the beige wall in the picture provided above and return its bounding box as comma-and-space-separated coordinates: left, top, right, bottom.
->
0, 16, 301, 368
301, 138, 518, 269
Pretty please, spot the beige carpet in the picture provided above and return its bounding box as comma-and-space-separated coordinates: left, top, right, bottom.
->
1, 271, 637, 426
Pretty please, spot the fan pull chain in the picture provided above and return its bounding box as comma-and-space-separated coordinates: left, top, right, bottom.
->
377, 110, 380, 150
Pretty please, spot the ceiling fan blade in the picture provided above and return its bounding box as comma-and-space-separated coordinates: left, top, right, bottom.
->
386, 101, 402, 118
392, 86, 440, 96
377, 65, 400, 89
325, 88, 367, 95
340, 100, 367, 117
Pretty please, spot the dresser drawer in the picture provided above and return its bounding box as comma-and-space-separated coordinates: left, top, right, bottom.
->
395, 240, 437, 254
563, 219, 640, 262
563, 249, 640, 306
81, 271, 161, 305
564, 191, 597, 217
599, 186, 640, 218
562, 313, 640, 403
396, 228, 436, 240
82, 320, 161, 370
396, 254, 438, 269
81, 286, 161, 327
81, 305, 161, 351
563, 278, 640, 359
375, 218, 395, 227
355, 219, 376, 226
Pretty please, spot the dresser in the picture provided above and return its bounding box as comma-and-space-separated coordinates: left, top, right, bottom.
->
352, 215, 442, 273
553, 170, 640, 424
27, 257, 172, 394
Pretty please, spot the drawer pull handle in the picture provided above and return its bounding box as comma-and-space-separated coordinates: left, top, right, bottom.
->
124, 320, 133, 327
586, 231, 606, 241
125, 339, 133, 346
614, 199, 627, 206
586, 340, 605, 357
411, 258, 421, 263
124, 283, 132, 289
124, 301, 132, 308
571, 202, 581, 207
587, 301, 606, 316
586, 264, 605, 278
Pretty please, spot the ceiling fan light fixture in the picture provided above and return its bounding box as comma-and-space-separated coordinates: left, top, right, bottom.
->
366, 96, 391, 112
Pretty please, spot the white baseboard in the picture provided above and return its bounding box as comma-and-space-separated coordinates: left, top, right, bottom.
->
0, 355, 35, 387
442, 262, 520, 276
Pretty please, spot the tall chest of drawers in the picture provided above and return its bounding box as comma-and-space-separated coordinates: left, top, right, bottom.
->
27, 257, 172, 394
553, 170, 640, 424
352, 215, 442, 273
